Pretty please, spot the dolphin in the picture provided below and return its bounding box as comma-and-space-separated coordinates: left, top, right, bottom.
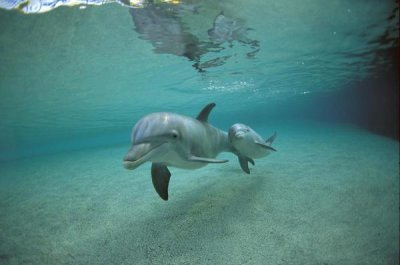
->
228, 123, 277, 174
123, 103, 236, 200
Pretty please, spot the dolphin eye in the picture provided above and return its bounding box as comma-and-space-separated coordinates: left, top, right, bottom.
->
171, 131, 179, 139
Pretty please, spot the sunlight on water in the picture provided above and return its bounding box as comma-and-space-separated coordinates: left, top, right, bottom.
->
0, 0, 178, 13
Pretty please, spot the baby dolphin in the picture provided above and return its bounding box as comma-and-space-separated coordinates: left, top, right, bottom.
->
229, 123, 277, 174
123, 103, 235, 201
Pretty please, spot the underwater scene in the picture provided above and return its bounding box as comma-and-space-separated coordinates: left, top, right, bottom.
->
0, 0, 399, 264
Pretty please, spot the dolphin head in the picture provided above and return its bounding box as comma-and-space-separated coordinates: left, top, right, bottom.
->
228, 123, 250, 141
123, 113, 183, 170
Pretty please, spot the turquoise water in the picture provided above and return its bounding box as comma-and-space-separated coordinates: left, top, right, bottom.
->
0, 1, 399, 264
0, 0, 397, 159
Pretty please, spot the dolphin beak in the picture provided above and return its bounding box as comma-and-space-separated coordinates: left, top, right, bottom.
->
234, 131, 246, 138
123, 141, 166, 170
123, 148, 148, 170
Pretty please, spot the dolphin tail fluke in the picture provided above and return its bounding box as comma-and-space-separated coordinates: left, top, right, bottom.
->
265, 132, 277, 146
151, 163, 171, 201
238, 155, 255, 174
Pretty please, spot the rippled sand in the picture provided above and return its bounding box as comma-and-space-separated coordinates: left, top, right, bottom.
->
0, 121, 398, 265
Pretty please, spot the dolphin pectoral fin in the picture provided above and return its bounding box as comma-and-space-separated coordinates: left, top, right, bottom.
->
265, 132, 277, 145
151, 163, 171, 201
188, 155, 228, 164
238, 155, 255, 174
255, 141, 277, 151
196, 103, 216, 122
248, 157, 255, 165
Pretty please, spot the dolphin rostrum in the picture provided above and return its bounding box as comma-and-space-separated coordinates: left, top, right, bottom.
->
228, 123, 277, 174
123, 103, 237, 200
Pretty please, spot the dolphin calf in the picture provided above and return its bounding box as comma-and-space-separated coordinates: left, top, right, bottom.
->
123, 103, 235, 200
229, 123, 277, 174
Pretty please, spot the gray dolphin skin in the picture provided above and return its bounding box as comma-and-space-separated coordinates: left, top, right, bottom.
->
123, 103, 236, 200
229, 123, 277, 174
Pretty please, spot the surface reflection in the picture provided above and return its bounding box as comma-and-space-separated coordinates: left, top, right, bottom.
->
129, 2, 260, 72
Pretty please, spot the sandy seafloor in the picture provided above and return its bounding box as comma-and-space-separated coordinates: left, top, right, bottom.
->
0, 120, 398, 265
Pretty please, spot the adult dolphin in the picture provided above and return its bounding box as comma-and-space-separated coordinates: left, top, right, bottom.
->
229, 123, 277, 174
123, 103, 241, 200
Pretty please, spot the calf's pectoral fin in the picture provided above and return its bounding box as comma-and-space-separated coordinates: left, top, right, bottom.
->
238, 155, 255, 174
188, 155, 228, 163
151, 163, 171, 201
265, 132, 277, 146
255, 141, 277, 151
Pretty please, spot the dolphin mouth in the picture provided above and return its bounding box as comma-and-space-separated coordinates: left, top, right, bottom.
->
123, 159, 145, 170
234, 131, 246, 138
123, 142, 166, 170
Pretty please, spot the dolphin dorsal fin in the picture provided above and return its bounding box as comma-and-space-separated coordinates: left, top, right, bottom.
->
196, 103, 216, 122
